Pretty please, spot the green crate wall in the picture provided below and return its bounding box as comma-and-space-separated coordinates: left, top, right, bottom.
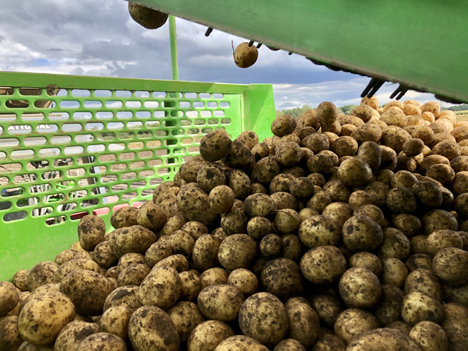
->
0, 71, 275, 280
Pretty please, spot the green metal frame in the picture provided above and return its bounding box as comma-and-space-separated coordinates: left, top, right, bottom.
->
0, 71, 276, 280
135, 0, 468, 103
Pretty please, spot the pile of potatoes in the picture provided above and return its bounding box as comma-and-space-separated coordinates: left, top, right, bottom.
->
2, 97, 468, 351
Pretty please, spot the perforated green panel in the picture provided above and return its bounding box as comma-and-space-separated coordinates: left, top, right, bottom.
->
0, 71, 276, 280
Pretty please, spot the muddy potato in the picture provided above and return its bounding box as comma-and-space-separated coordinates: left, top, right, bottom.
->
307, 191, 332, 213
320, 202, 351, 229
261, 258, 303, 300
298, 215, 341, 249
381, 109, 407, 127
348, 190, 374, 211
197, 164, 226, 193
117, 263, 150, 287
103, 285, 141, 312
432, 247, 468, 286
199, 268, 229, 289
299, 207, 319, 220
347, 328, 421, 351
302, 133, 330, 153
422, 209, 458, 235
251, 142, 270, 161
91, 241, 117, 269
386, 321, 413, 335
200, 129, 231, 162
402, 291, 444, 325
271, 191, 298, 210
177, 186, 213, 223
246, 217, 271, 241
312, 333, 346, 351
391, 170, 418, 189
168, 229, 195, 257
330, 136, 358, 157
334, 308, 380, 344
78, 215, 106, 251
54, 320, 99, 351
379, 145, 398, 170
239, 292, 289, 348
129, 305, 180, 351
18, 291, 75, 345
215, 335, 269, 351
427, 230, 463, 255
364, 181, 390, 207
404, 269, 442, 301
307, 154, 334, 175
338, 157, 373, 188
139, 265, 182, 309
402, 138, 425, 157
381, 257, 408, 287
271, 114, 296, 137
406, 254, 433, 273
75, 332, 126, 351
192, 234, 221, 271
349, 252, 382, 276
197, 284, 244, 321
311, 295, 343, 328
108, 225, 156, 258
409, 321, 448, 351
98, 305, 133, 339
289, 177, 314, 199
281, 234, 303, 262
342, 215, 383, 252
12, 270, 30, 292
260, 234, 282, 259
118, 252, 145, 271
393, 214, 422, 236
353, 204, 385, 226
300, 246, 347, 285
28, 261, 58, 291
339, 268, 382, 309
442, 303, 468, 351
351, 123, 383, 144
179, 270, 202, 301
0, 315, 22, 351
323, 180, 351, 203
426, 164, 455, 185
410, 236, 430, 255
110, 207, 138, 229
270, 173, 294, 193
227, 269, 258, 296
452, 171, 468, 195
187, 320, 234, 351
0, 282, 19, 317
274, 209, 301, 234
387, 187, 418, 214
226, 169, 251, 200
166, 301, 205, 342
286, 301, 320, 348
207, 186, 235, 215
273, 339, 306, 351
144, 241, 172, 268
378, 227, 411, 260
218, 234, 257, 270
374, 285, 405, 325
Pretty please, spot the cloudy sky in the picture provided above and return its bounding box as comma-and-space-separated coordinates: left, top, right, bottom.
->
0, 0, 442, 110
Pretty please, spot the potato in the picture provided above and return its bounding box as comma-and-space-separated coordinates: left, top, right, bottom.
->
128, 306, 180, 351
18, 291, 75, 345
378, 227, 411, 260
239, 292, 289, 348
215, 335, 269, 351
199, 268, 229, 289
341, 124, 357, 136
307, 191, 332, 213
306, 154, 334, 175
12, 270, 30, 292
0, 282, 19, 317
99, 305, 132, 339
226, 169, 252, 200
338, 157, 372, 188
281, 234, 303, 262
108, 225, 156, 258
91, 241, 117, 269
432, 247, 468, 286
402, 291, 444, 325
200, 129, 231, 161
427, 230, 463, 255
287, 301, 320, 348
379, 146, 398, 171
310, 295, 343, 328
0, 315, 23, 351
208, 185, 235, 214
76, 332, 126, 351
381, 109, 407, 127
103, 285, 141, 312
391, 170, 418, 189
406, 254, 433, 272
78, 215, 106, 251
289, 177, 314, 199
298, 215, 340, 249
168, 229, 194, 257
187, 320, 234, 351
381, 257, 408, 287
261, 258, 303, 300
364, 182, 390, 206
59, 269, 113, 316
339, 268, 381, 308
374, 285, 405, 325
118, 252, 145, 270
442, 303, 468, 351
110, 207, 139, 229
166, 301, 205, 342
191, 234, 221, 271
271, 114, 296, 137
303, 133, 330, 153
393, 214, 422, 236
197, 284, 244, 321
323, 180, 351, 202
405, 269, 442, 301
247, 217, 272, 240
117, 263, 150, 286
252, 142, 270, 161
178, 270, 201, 302
426, 164, 456, 185
409, 321, 448, 351
139, 265, 181, 309
270, 173, 294, 193
144, 240, 172, 268
274, 339, 306, 351
28, 261, 58, 291
422, 102, 441, 117
342, 215, 383, 252
312, 333, 346, 351
349, 252, 382, 276
300, 246, 347, 285
54, 320, 99, 351
354, 204, 385, 226
347, 328, 421, 351
453, 171, 468, 195
433, 140, 461, 160
228, 269, 258, 296
197, 164, 226, 193
422, 209, 458, 235
218, 234, 256, 270
259, 234, 282, 259
331, 136, 358, 157
334, 308, 380, 344
387, 187, 418, 214
274, 209, 301, 234
351, 123, 383, 143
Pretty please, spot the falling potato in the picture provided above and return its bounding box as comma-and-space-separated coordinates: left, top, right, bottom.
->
234, 42, 258, 68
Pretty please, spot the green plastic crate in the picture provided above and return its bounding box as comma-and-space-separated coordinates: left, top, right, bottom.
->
0, 71, 276, 281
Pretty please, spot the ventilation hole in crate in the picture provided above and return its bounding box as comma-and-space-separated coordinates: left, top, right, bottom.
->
207, 102, 218, 108
83, 101, 102, 108
3, 211, 27, 222
171, 129, 184, 136
179, 101, 190, 108
182, 137, 193, 145
45, 215, 67, 225
74, 111, 92, 120
130, 161, 145, 169
108, 122, 124, 130
6, 99, 29, 108
136, 131, 152, 139
29, 184, 51, 194
2, 138, 20, 147
199, 93, 210, 99
117, 131, 133, 140
85, 122, 104, 131
11, 150, 34, 159
72, 89, 91, 97
33, 100, 51, 108
131, 181, 145, 189
117, 111, 132, 119
87, 144, 105, 153
214, 110, 226, 117
62, 123, 82, 132
129, 142, 144, 150
182, 92, 194, 98
37, 124, 58, 133
64, 146, 83, 155
17, 196, 39, 207
135, 90, 150, 98
81, 200, 97, 208
194, 119, 206, 126
111, 163, 127, 172
0, 177, 9, 186
41, 171, 62, 180
139, 169, 155, 178
24, 136, 47, 146
97, 132, 115, 141
13, 174, 36, 184
173, 147, 186, 155
32, 207, 53, 216
94, 90, 112, 97
221, 118, 231, 125
78, 177, 97, 187
125, 101, 141, 108
1, 187, 23, 198
188, 146, 200, 153
180, 119, 191, 126
152, 91, 166, 98
144, 101, 159, 108
99, 154, 116, 163
220, 101, 230, 108
17, 87, 40, 96
200, 111, 212, 117
149, 178, 164, 186
96, 111, 113, 119
213, 93, 224, 99
122, 192, 138, 200
92, 186, 108, 195
187, 128, 200, 136
0, 113, 16, 122
154, 111, 165, 118
68, 168, 85, 177
154, 130, 167, 137
119, 152, 135, 160
21, 112, 44, 121
139, 150, 153, 159
0, 200, 11, 210
7, 125, 32, 135
115, 90, 131, 98
109, 143, 125, 151
157, 168, 169, 175
112, 183, 128, 192
186, 110, 198, 118
165, 158, 177, 165
141, 189, 153, 197
106, 100, 123, 108
147, 140, 162, 148
51, 135, 71, 145
60, 100, 80, 109
136, 111, 151, 118
145, 121, 160, 129
50, 112, 69, 121
59, 203, 77, 212
102, 175, 117, 184
208, 119, 219, 125
122, 172, 137, 180
74, 134, 94, 144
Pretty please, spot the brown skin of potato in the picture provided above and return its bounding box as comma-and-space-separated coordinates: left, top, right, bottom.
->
349, 252, 382, 276
54, 320, 99, 351
251, 156, 281, 184
300, 246, 347, 285
192, 234, 221, 271
28, 261, 58, 291
354, 204, 385, 226
117, 263, 150, 287
286, 302, 320, 348
13, 270, 30, 292
302, 133, 330, 153
187, 320, 234, 351
380, 145, 398, 170
299, 215, 341, 249
218, 234, 257, 270
220, 209, 248, 235
387, 187, 418, 214
312, 333, 346, 351
339, 268, 382, 309
128, 306, 180, 351
103, 285, 141, 312
334, 308, 380, 344
381, 109, 408, 128
404, 269, 442, 301
216, 335, 269, 351
247, 217, 272, 240
348, 190, 374, 211
433, 247, 468, 286
274, 339, 307, 351
452, 171, 468, 195
271, 192, 299, 210
381, 257, 408, 288
442, 303, 468, 351
331, 136, 358, 157
199, 268, 228, 289
386, 321, 413, 335
177, 186, 212, 223
426, 164, 456, 185
443, 282, 468, 308
260, 234, 282, 259
226, 169, 252, 200
197, 164, 226, 193
99, 305, 132, 339
270, 173, 294, 193
0, 282, 19, 317
274, 209, 301, 234
392, 214, 421, 237
223, 141, 255, 169
252, 142, 270, 162
179, 270, 202, 302
200, 130, 231, 162
0, 315, 23, 351
76, 332, 126, 351
118, 252, 146, 271
391, 170, 418, 189
167, 301, 205, 342
281, 234, 303, 262
169, 230, 195, 257
338, 157, 373, 187
228, 269, 258, 296
365, 181, 390, 206
78, 215, 106, 251
139, 265, 182, 310
179, 161, 205, 183
261, 258, 304, 301
402, 291, 444, 326
374, 285, 405, 325
159, 214, 187, 237
145, 241, 173, 267
307, 155, 334, 175
307, 191, 332, 213
311, 295, 343, 328
406, 254, 433, 272
197, 285, 244, 322
427, 230, 463, 255
378, 227, 411, 260
347, 328, 421, 351
271, 114, 296, 137
323, 180, 351, 203
410, 236, 430, 255
290, 177, 314, 199
433, 140, 461, 160
108, 225, 157, 258
91, 241, 117, 269
422, 209, 458, 235
351, 123, 383, 144
136, 201, 167, 232
322, 202, 353, 228
110, 207, 139, 229
342, 215, 383, 252
455, 194, 468, 220
409, 321, 449, 351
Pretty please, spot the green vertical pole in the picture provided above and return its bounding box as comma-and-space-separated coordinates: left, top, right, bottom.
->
166, 15, 179, 168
